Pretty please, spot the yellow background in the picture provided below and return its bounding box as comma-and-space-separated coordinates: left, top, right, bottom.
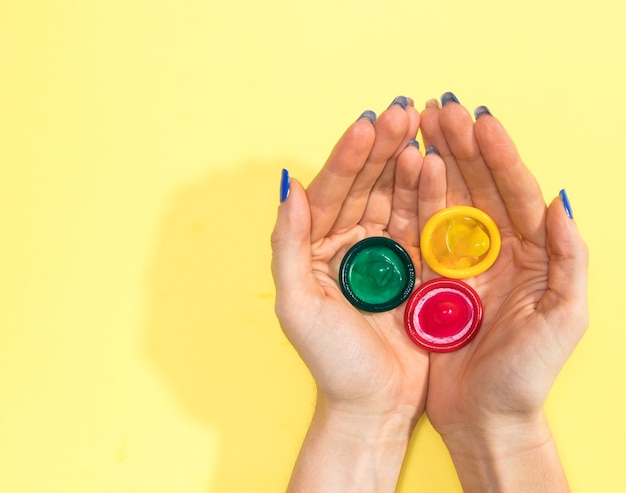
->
1, 0, 624, 491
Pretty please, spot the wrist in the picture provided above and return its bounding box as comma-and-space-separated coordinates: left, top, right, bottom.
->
287, 392, 415, 493
439, 411, 570, 493
315, 390, 417, 444
440, 409, 551, 458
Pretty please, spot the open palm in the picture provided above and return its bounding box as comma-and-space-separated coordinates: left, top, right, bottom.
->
418, 100, 588, 438
272, 99, 430, 422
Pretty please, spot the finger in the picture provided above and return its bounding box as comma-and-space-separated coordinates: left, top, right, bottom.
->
387, 140, 423, 248
271, 176, 323, 325
362, 103, 420, 228
330, 98, 410, 234
417, 149, 447, 280
420, 96, 471, 205
538, 193, 589, 347
307, 112, 377, 243
438, 99, 510, 229
473, 108, 547, 246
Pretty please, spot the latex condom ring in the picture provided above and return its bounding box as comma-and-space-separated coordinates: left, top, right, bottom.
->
404, 278, 483, 352
420, 206, 501, 279
339, 237, 416, 312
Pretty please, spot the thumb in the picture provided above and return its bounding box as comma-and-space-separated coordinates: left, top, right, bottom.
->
539, 190, 589, 339
271, 171, 321, 321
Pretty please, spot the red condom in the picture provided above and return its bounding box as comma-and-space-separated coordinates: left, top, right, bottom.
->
404, 278, 483, 352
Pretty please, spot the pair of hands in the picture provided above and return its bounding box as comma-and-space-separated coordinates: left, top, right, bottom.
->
271, 95, 588, 489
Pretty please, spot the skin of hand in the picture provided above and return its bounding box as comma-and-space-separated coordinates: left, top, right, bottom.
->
271, 99, 430, 492
271, 93, 588, 492
418, 98, 589, 491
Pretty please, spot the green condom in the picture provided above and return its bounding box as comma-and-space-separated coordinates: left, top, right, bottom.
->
339, 237, 416, 312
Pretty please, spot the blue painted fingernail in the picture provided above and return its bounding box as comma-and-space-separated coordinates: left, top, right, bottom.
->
388, 96, 409, 110
407, 139, 420, 149
441, 92, 460, 106
474, 106, 492, 120
280, 168, 290, 203
357, 110, 377, 124
425, 146, 440, 155
559, 189, 574, 219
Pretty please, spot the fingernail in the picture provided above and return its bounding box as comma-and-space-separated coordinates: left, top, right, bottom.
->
559, 189, 574, 219
425, 98, 440, 109
280, 168, 290, 203
474, 106, 492, 120
388, 96, 409, 110
425, 146, 440, 155
357, 110, 377, 124
441, 92, 460, 106
407, 139, 420, 149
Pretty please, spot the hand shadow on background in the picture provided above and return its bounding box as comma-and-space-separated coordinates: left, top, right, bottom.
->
144, 161, 314, 491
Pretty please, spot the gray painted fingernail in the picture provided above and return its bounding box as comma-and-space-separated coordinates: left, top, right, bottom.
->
441, 92, 460, 106
407, 139, 420, 149
357, 110, 377, 124
474, 106, 492, 119
388, 96, 409, 110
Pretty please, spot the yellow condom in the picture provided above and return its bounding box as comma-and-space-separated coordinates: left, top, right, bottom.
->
421, 206, 501, 279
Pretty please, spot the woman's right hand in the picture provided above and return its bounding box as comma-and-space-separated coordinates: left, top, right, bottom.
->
420, 96, 588, 492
